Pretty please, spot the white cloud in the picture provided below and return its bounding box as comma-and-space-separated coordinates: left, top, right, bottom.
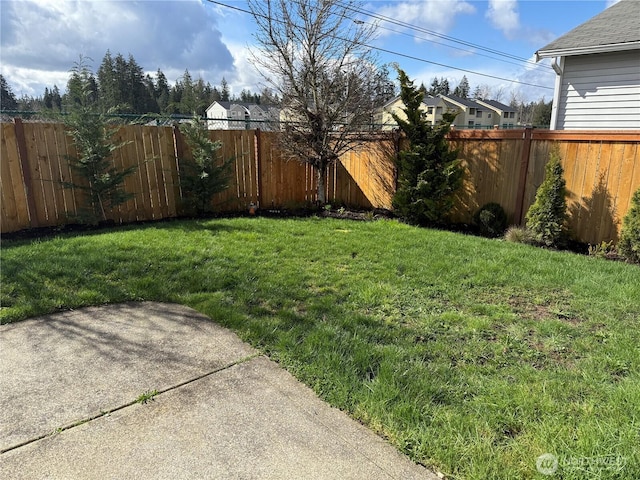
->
375, 0, 476, 35
485, 0, 520, 38
0, 0, 236, 96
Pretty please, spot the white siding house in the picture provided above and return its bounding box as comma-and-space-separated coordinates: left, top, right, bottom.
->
206, 101, 280, 130
535, 0, 640, 130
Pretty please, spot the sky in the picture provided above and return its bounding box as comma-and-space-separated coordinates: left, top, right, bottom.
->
0, 0, 622, 105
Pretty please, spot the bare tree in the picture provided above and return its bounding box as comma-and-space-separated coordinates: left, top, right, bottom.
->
248, 0, 389, 204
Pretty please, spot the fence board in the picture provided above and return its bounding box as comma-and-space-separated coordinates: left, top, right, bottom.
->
158, 126, 179, 218
1, 123, 30, 231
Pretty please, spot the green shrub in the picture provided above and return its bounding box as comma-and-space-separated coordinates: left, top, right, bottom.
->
588, 240, 618, 260
619, 188, 640, 263
178, 117, 233, 215
473, 202, 507, 237
525, 148, 567, 247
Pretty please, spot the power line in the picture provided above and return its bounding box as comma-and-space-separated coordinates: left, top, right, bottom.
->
340, 2, 542, 66
205, 0, 553, 90
361, 18, 554, 73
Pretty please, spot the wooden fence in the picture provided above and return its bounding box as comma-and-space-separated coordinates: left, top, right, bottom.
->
1, 119, 639, 245
448, 129, 640, 244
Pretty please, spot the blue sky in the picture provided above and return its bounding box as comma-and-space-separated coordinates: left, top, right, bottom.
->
0, 0, 620, 104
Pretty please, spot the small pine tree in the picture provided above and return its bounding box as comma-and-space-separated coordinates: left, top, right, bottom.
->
392, 68, 463, 226
525, 147, 567, 247
62, 57, 136, 224
178, 117, 232, 215
619, 188, 640, 263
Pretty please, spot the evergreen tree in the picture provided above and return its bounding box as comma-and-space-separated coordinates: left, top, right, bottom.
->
43, 87, 53, 109
155, 69, 171, 113
178, 69, 196, 114
453, 75, 470, 98
143, 74, 160, 113
619, 188, 640, 263
178, 116, 232, 214
127, 54, 153, 113
65, 57, 98, 108
51, 85, 62, 110
391, 68, 463, 225
428, 78, 440, 96
440, 77, 450, 96
0, 74, 18, 110
525, 147, 567, 247
97, 50, 118, 112
220, 77, 230, 101
62, 57, 136, 223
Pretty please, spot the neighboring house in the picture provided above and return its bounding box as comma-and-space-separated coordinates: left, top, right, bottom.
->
535, 0, 640, 130
440, 95, 496, 129
375, 95, 451, 130
206, 101, 279, 130
475, 99, 519, 128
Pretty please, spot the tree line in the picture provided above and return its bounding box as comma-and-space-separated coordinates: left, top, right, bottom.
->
0, 51, 277, 117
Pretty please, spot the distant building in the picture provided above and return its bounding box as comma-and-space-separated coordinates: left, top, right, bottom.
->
205, 101, 280, 130
474, 99, 520, 128
440, 95, 496, 129
535, 0, 640, 130
375, 95, 451, 130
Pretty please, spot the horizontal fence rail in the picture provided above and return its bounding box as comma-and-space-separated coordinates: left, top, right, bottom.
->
1, 119, 639, 245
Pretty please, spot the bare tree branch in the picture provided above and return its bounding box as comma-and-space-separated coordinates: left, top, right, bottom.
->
247, 0, 394, 204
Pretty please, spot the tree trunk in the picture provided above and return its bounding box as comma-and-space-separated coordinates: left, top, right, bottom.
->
317, 163, 327, 205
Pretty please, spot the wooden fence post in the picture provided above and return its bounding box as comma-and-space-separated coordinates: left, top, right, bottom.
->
172, 124, 185, 214
514, 127, 533, 224
14, 118, 39, 228
255, 128, 263, 208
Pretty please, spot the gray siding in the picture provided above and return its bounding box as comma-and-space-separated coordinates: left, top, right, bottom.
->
557, 51, 640, 129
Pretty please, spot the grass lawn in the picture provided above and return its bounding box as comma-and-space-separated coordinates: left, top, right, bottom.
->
2, 217, 639, 479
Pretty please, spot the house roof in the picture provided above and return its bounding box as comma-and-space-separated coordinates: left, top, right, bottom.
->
475, 99, 515, 113
380, 95, 443, 110
440, 94, 483, 110
536, 0, 640, 58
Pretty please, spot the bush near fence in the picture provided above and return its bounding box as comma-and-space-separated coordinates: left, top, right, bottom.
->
1, 119, 639, 245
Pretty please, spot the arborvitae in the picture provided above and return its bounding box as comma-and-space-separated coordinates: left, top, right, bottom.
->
525, 147, 567, 247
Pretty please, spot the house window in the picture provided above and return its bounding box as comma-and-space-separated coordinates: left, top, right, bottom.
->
509, 112, 515, 119
469, 108, 475, 115
468, 121, 475, 128
487, 113, 492, 118
504, 113, 509, 119
427, 107, 434, 115
476, 110, 482, 118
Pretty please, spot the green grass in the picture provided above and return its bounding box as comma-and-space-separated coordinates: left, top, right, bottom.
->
2, 217, 639, 479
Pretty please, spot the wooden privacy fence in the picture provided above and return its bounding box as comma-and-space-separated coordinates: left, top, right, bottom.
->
1, 119, 639, 245
0, 120, 396, 234
448, 129, 640, 245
